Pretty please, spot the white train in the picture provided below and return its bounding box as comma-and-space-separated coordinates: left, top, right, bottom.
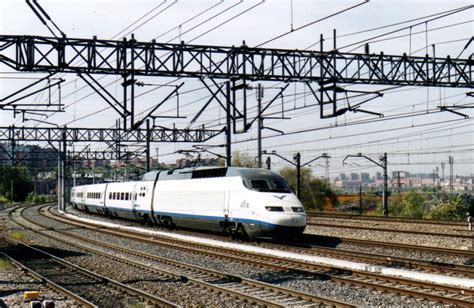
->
70, 166, 306, 238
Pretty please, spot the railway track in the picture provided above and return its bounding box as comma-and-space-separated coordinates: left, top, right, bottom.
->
11, 205, 352, 307
270, 239, 474, 279
1, 237, 174, 307
44, 205, 474, 307
298, 233, 474, 258
306, 220, 473, 239
308, 212, 466, 226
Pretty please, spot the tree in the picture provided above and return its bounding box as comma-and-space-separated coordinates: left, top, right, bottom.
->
428, 195, 469, 220
0, 165, 32, 202
401, 190, 427, 218
279, 166, 337, 211
231, 151, 257, 168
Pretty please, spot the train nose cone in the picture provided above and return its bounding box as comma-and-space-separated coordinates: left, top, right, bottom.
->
291, 213, 306, 227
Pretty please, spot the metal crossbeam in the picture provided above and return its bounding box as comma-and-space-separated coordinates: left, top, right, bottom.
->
68, 150, 140, 161
0, 35, 472, 87
0, 126, 223, 143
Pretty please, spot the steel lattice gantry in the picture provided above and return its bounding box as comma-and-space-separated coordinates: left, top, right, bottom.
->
0, 35, 472, 87
0, 126, 223, 143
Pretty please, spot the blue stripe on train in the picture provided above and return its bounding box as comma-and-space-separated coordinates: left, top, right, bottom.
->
79, 203, 295, 230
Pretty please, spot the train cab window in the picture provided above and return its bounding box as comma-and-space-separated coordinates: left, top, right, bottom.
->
250, 180, 271, 191
249, 178, 292, 193
269, 179, 292, 193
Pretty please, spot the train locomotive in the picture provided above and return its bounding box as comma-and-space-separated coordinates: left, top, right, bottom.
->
70, 166, 306, 238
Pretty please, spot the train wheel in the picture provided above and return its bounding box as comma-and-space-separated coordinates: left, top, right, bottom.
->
233, 223, 249, 241
141, 214, 151, 226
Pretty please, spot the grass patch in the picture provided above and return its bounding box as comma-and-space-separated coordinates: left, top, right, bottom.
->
126, 303, 147, 308
8, 231, 25, 241
0, 195, 9, 204
0, 258, 12, 269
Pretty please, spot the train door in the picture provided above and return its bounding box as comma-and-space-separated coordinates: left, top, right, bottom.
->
81, 187, 86, 207
132, 182, 139, 218
224, 179, 231, 219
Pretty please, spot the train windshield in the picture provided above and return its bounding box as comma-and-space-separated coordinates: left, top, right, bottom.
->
249, 178, 292, 193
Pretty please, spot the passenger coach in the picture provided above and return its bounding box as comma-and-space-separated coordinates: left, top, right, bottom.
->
70, 167, 306, 238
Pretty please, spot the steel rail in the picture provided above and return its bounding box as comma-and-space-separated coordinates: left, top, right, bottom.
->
2, 237, 177, 308
48, 205, 474, 306
14, 205, 350, 308
7, 206, 178, 308
0, 249, 97, 308
269, 240, 474, 278
307, 221, 474, 239
307, 212, 466, 226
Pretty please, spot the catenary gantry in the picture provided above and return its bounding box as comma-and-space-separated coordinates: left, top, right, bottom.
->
0, 35, 472, 87
0, 126, 223, 143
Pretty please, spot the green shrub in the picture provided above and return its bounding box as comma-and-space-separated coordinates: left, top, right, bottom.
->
428, 195, 468, 220
8, 231, 25, 241
0, 258, 12, 269
25, 192, 49, 204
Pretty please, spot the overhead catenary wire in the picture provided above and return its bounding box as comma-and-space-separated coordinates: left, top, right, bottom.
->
21, 0, 239, 126
256, 0, 369, 47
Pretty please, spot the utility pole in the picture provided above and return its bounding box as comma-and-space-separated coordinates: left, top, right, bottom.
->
344, 153, 388, 217
324, 155, 330, 182
449, 156, 454, 194
382, 153, 388, 217
146, 119, 151, 172
257, 83, 263, 168
396, 171, 401, 194
265, 156, 271, 170
359, 184, 363, 215
262, 151, 329, 199
441, 162, 445, 182
226, 81, 232, 167
10, 180, 13, 205
294, 152, 301, 198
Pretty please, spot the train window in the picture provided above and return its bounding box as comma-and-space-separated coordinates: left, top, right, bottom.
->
125, 193, 129, 200
269, 179, 292, 193
109, 192, 112, 199
192, 168, 227, 179
250, 180, 271, 192
121, 193, 124, 200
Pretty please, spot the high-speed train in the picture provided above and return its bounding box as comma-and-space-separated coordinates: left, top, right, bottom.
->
70, 166, 306, 238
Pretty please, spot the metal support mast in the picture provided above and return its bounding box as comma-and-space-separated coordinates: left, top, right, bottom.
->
344, 153, 388, 217
449, 155, 454, 194
226, 81, 232, 167
257, 83, 263, 168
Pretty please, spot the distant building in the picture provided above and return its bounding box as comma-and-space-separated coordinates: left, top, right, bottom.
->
376, 172, 382, 180
361, 172, 371, 183
350, 173, 360, 181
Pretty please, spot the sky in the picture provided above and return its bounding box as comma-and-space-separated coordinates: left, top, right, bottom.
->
0, 0, 473, 178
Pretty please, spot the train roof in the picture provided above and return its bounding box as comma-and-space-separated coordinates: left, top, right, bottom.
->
141, 166, 282, 182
